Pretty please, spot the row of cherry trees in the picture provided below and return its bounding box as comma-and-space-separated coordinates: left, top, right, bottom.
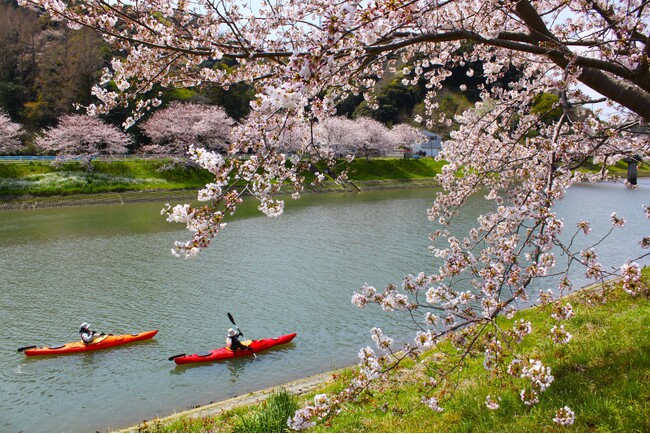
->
0, 105, 424, 166
16, 0, 649, 429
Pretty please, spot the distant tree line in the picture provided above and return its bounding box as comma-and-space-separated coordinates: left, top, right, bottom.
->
0, 0, 255, 149
1, 103, 424, 170
0, 0, 531, 155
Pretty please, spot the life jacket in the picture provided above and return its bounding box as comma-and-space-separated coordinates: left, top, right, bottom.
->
227, 335, 248, 351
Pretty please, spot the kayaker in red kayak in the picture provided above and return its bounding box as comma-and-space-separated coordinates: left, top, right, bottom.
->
226, 328, 251, 351
79, 322, 103, 344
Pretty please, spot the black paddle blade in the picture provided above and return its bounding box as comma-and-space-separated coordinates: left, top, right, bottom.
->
168, 353, 186, 361
227, 312, 244, 337
17, 345, 37, 352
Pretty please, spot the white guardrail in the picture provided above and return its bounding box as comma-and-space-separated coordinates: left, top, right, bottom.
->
0, 155, 170, 162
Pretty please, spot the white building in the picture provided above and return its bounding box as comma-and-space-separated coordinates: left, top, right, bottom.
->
412, 131, 442, 157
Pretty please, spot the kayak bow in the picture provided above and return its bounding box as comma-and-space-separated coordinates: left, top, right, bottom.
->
22, 330, 158, 356
172, 332, 296, 365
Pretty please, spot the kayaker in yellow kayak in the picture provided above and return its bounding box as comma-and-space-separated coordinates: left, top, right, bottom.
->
79, 322, 104, 344
226, 328, 251, 351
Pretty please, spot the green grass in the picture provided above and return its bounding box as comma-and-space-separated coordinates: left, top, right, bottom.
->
133, 389, 300, 433
309, 272, 650, 433
344, 158, 445, 181
0, 159, 214, 197
233, 388, 300, 432
128, 271, 650, 432
0, 158, 443, 198
0, 156, 645, 199
580, 158, 650, 177
133, 414, 225, 433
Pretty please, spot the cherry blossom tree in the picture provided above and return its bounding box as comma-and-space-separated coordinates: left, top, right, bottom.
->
36, 115, 131, 170
19, 0, 650, 428
353, 117, 398, 159
140, 102, 234, 155
0, 110, 24, 154
390, 123, 426, 155
314, 116, 362, 156
315, 116, 402, 158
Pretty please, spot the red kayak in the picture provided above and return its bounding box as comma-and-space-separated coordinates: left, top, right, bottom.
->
172, 333, 296, 365
21, 330, 158, 356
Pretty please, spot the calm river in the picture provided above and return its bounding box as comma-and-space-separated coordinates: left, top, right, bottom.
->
0, 181, 648, 432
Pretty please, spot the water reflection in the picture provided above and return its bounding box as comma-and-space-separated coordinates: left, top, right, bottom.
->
226, 357, 257, 382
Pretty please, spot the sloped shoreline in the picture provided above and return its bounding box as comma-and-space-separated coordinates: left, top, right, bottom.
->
114, 369, 347, 433
0, 178, 440, 211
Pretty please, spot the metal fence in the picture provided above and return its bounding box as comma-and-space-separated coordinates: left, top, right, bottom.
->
0, 155, 57, 162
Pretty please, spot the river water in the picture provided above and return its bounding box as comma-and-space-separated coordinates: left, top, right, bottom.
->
0, 181, 648, 432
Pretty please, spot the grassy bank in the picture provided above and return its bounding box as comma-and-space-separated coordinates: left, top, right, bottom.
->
130, 270, 649, 432
0, 159, 214, 197
0, 157, 445, 199
1, 156, 646, 202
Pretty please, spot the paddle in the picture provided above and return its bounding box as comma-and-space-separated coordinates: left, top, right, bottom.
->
227, 312, 257, 359
168, 353, 186, 361
18, 331, 112, 353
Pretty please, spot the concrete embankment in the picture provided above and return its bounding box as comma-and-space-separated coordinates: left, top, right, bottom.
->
115, 368, 346, 433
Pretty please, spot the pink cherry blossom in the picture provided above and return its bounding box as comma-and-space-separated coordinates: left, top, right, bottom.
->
0, 110, 23, 154
141, 102, 234, 155
553, 406, 576, 426
35, 115, 130, 170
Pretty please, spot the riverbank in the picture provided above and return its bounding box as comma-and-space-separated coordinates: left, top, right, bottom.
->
0, 178, 441, 210
0, 157, 445, 210
114, 369, 348, 432
116, 274, 650, 433
1, 156, 644, 210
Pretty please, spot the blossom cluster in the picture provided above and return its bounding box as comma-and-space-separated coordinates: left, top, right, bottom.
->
421, 396, 444, 412
549, 325, 573, 344
621, 262, 646, 296
288, 394, 332, 431
485, 395, 500, 410
551, 302, 575, 321
508, 358, 554, 406
483, 339, 505, 371
553, 406, 576, 426
0, 110, 23, 153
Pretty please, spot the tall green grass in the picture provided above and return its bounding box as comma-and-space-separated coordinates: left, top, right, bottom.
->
0, 158, 444, 198
0, 159, 214, 197
344, 158, 444, 181
132, 388, 299, 433
2, 156, 644, 199
233, 388, 299, 433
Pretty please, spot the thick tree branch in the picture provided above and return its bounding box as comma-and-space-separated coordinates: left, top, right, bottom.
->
365, 30, 650, 120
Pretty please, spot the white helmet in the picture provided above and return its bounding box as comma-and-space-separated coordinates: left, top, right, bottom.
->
80, 323, 90, 329
227, 328, 237, 337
